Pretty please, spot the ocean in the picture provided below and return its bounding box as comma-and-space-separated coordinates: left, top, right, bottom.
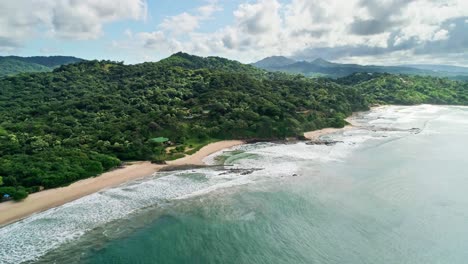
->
1, 105, 468, 264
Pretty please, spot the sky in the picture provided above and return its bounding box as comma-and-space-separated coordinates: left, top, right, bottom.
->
1, 0, 468, 66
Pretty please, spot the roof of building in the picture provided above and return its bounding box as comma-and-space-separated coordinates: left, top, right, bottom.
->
151, 137, 169, 143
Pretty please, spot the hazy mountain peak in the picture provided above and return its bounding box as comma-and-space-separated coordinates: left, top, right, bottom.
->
252, 56, 296, 68
311, 58, 334, 66
0, 55, 85, 77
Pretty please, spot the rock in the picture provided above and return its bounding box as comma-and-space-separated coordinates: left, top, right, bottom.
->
306, 140, 343, 146
409, 128, 422, 134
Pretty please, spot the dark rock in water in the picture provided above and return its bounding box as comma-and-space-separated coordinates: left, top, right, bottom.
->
160, 164, 207, 171
219, 168, 263, 175
296, 135, 307, 141
306, 140, 343, 146
292, 174, 298, 177
368, 126, 422, 134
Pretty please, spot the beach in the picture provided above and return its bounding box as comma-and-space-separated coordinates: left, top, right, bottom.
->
0, 122, 358, 228
3, 105, 466, 264
303, 115, 359, 140
0, 140, 244, 227
303, 125, 353, 140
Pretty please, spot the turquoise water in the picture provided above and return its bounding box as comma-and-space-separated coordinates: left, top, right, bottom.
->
1, 105, 468, 264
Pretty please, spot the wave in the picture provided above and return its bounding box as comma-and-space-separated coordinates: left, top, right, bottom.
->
0, 105, 451, 264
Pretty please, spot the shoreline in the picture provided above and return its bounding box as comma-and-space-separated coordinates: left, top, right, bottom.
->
303, 125, 353, 140
0, 140, 244, 227
0, 112, 368, 228
303, 113, 361, 140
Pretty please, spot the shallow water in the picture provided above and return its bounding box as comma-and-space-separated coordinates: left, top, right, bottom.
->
1, 105, 468, 264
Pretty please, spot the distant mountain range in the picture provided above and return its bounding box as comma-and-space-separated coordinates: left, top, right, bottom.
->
3, 54, 468, 81
252, 56, 468, 80
0, 56, 84, 77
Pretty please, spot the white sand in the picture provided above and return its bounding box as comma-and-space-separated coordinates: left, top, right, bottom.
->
303, 125, 353, 140
0, 140, 244, 227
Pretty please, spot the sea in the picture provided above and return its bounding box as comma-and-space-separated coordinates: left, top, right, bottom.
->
1, 105, 468, 264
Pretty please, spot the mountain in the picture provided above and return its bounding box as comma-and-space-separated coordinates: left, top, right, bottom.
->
0, 56, 84, 77
0, 58, 51, 77
404, 64, 468, 75
0, 52, 466, 200
159, 52, 264, 75
335, 72, 468, 105
252, 56, 296, 68
252, 56, 468, 79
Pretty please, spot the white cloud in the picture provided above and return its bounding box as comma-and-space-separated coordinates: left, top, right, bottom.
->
152, 0, 284, 61
432, 29, 449, 41
219, 0, 282, 52
134, 31, 182, 59
165, 0, 468, 64
159, 1, 222, 36
160, 13, 201, 36
51, 0, 147, 40
4, 0, 466, 65
0, 0, 147, 50
234, 0, 282, 35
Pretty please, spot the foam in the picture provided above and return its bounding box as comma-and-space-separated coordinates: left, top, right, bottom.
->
0, 105, 452, 264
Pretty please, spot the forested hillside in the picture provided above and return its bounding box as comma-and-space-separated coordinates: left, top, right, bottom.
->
335, 73, 468, 105
0, 56, 83, 77
0, 53, 466, 200
0, 58, 50, 77
253, 56, 468, 80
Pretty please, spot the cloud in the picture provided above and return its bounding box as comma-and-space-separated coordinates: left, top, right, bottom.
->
51, 0, 147, 40
0, 37, 22, 52
349, 0, 414, 35
138, 31, 181, 52
215, 0, 282, 53
234, 0, 281, 35
160, 13, 201, 36
285, 0, 468, 65
134, 0, 283, 60
159, 2, 221, 36
4, 0, 466, 65
123, 0, 467, 65
65, 0, 468, 65
413, 17, 468, 55
349, 19, 394, 36
0, 0, 147, 50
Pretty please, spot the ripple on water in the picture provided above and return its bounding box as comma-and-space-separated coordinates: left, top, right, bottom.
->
1, 105, 455, 264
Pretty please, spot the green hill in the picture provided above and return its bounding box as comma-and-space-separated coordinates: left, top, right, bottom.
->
159, 52, 265, 75
0, 53, 466, 200
253, 56, 468, 80
0, 56, 84, 77
0, 58, 51, 77
335, 72, 468, 105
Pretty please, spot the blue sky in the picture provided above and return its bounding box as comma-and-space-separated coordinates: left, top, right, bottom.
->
1, 0, 468, 66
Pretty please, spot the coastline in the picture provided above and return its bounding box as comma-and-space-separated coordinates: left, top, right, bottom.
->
0, 140, 244, 227
303, 114, 360, 140
303, 125, 353, 140
0, 112, 366, 228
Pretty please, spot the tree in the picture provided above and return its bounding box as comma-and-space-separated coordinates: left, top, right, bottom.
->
0, 53, 466, 198
12, 189, 28, 201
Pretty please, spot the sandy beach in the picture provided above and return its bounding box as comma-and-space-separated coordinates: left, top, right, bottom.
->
0, 120, 361, 227
303, 125, 353, 140
0, 140, 244, 227
304, 115, 359, 140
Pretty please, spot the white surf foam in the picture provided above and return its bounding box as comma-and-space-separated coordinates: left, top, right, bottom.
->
0, 105, 452, 264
